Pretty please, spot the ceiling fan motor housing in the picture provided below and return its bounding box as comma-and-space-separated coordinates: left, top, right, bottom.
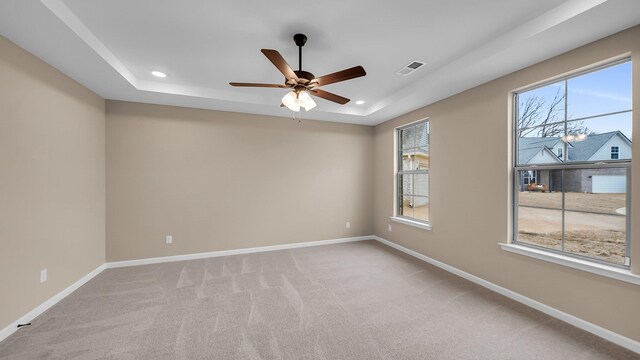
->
293, 70, 315, 83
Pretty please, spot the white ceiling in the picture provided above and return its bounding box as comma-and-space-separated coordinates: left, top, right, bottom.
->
1, 0, 639, 125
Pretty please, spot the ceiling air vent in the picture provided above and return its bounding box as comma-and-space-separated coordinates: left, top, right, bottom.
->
397, 61, 426, 76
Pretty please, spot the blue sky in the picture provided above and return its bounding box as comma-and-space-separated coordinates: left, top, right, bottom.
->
519, 61, 632, 140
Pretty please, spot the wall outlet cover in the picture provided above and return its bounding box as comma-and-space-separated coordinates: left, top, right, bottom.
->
166, 235, 173, 244
40, 269, 47, 283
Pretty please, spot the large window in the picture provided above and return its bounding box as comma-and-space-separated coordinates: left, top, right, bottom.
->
514, 59, 632, 267
396, 120, 430, 224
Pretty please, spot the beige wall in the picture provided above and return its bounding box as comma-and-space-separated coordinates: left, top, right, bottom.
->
373, 25, 640, 341
0, 36, 105, 330
106, 101, 374, 261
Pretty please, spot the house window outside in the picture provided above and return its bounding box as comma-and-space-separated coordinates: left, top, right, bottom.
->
396, 120, 430, 224
522, 170, 537, 185
611, 146, 619, 160
514, 59, 632, 267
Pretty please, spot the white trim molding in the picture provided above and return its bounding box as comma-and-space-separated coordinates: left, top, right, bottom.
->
372, 236, 640, 354
106, 236, 372, 269
0, 264, 107, 344
500, 243, 640, 286
390, 216, 432, 230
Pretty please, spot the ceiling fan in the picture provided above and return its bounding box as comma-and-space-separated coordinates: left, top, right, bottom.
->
230, 33, 366, 112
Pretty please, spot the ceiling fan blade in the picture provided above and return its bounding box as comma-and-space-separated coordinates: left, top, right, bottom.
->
229, 82, 287, 88
261, 49, 299, 81
313, 66, 366, 87
309, 89, 350, 105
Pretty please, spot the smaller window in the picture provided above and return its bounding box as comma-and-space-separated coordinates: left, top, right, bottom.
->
557, 148, 563, 159
396, 120, 430, 224
611, 146, 619, 160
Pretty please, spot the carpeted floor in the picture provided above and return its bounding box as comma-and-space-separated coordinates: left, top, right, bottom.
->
1, 240, 638, 359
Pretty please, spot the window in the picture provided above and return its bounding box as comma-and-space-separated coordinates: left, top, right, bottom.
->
514, 59, 632, 267
522, 170, 537, 185
611, 146, 619, 159
396, 120, 430, 225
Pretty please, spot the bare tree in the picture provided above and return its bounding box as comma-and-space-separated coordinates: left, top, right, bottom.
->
518, 87, 592, 138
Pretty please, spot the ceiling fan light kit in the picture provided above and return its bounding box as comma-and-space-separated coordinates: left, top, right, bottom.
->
282, 90, 316, 112
230, 33, 366, 114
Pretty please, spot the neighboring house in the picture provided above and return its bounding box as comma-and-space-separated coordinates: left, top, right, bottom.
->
518, 131, 631, 193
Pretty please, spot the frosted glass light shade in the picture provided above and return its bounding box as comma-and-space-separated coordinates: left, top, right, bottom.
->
282, 91, 300, 112
298, 91, 316, 111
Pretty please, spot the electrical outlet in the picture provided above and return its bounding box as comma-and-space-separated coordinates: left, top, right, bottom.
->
165, 235, 173, 244
388, 224, 392, 232
346, 222, 351, 229
40, 269, 47, 283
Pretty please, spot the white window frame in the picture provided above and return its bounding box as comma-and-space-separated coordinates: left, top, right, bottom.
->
512, 58, 632, 268
391, 119, 431, 230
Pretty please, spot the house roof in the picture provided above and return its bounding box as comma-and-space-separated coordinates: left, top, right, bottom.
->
519, 131, 629, 164
567, 131, 626, 161
518, 137, 562, 164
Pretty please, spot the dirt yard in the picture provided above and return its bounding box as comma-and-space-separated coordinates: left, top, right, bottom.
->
518, 192, 627, 264
400, 192, 626, 264
519, 192, 626, 214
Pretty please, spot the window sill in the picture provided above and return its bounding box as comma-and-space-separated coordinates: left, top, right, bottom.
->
500, 243, 640, 286
390, 216, 432, 231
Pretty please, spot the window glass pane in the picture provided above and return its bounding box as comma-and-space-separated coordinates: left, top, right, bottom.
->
568, 61, 632, 120
415, 122, 428, 148
563, 169, 627, 264
517, 170, 563, 251
400, 195, 413, 218
401, 127, 415, 149
517, 80, 565, 130
402, 149, 419, 170
413, 196, 429, 222
518, 129, 565, 165
563, 112, 632, 162
413, 173, 429, 197
400, 173, 412, 195
416, 146, 429, 169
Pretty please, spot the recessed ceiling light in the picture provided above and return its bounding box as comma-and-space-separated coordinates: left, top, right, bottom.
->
355, 100, 365, 105
151, 71, 167, 78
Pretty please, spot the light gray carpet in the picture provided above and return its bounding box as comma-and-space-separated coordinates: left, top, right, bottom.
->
1, 240, 638, 359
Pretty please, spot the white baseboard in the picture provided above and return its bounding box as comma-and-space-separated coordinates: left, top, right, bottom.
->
371, 235, 640, 354
106, 236, 373, 269
0, 263, 107, 344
